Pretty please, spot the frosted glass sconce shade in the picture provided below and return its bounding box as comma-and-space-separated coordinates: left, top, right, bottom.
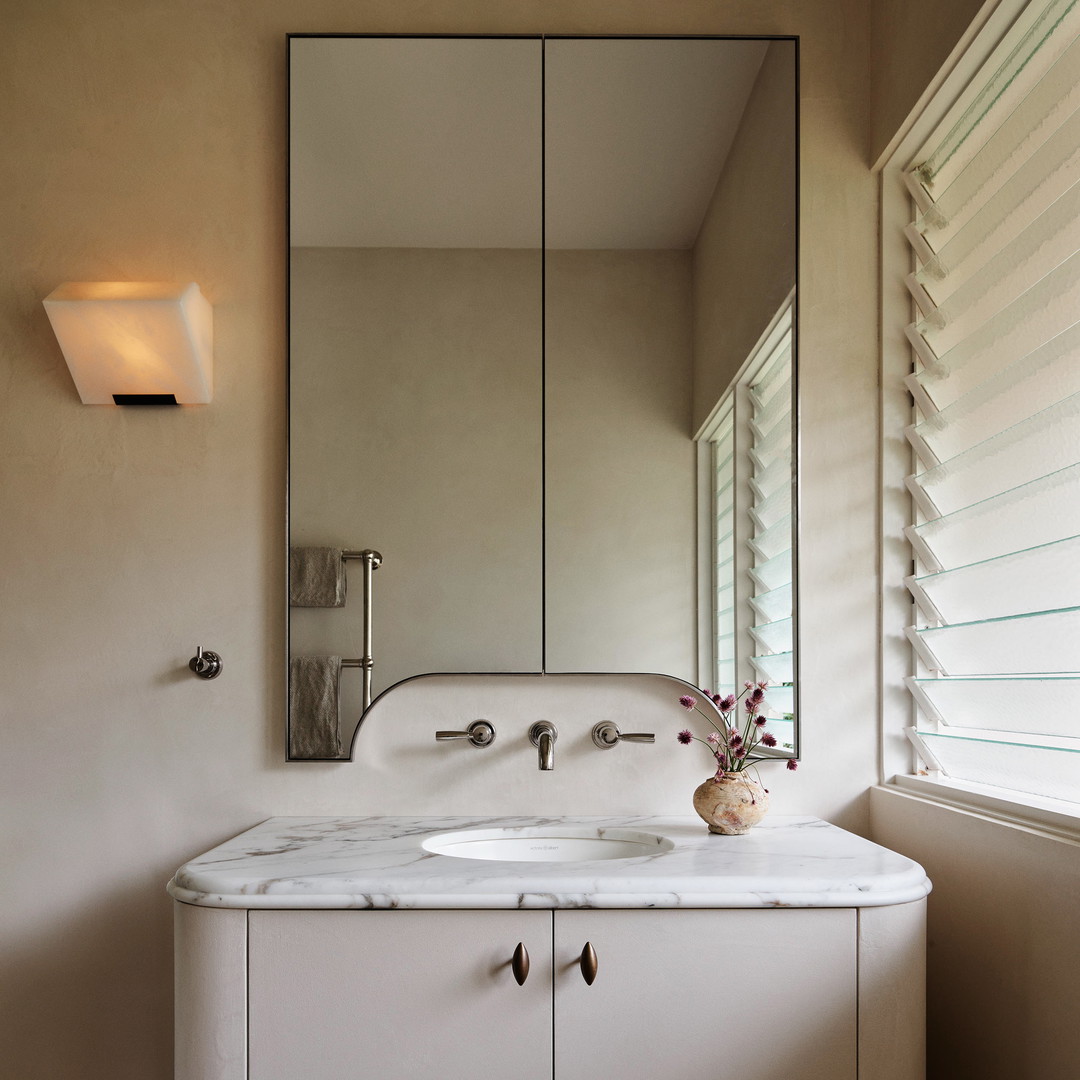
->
43, 282, 213, 404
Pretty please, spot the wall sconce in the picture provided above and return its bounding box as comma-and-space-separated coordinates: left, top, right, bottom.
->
42, 282, 212, 405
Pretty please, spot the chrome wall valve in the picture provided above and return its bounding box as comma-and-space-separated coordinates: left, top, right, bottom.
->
435, 720, 497, 748
188, 645, 223, 680
591, 722, 654, 749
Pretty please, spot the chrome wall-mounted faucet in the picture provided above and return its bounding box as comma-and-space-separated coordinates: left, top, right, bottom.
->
528, 721, 558, 770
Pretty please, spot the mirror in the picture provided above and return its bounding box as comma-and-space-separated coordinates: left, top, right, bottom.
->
288, 35, 798, 759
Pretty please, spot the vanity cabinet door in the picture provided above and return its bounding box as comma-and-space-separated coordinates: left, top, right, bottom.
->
248, 909, 552, 1080
553, 908, 857, 1080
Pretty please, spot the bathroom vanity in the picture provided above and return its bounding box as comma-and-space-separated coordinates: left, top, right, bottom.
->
170, 815, 929, 1080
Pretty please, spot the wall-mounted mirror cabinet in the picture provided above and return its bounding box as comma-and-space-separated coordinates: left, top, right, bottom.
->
288, 35, 798, 760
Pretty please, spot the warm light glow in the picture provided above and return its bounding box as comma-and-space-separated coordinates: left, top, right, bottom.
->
43, 282, 213, 404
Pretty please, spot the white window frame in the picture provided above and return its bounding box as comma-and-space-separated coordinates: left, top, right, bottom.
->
877, 0, 1080, 833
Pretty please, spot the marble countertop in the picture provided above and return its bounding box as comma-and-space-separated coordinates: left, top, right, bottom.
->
167, 815, 931, 910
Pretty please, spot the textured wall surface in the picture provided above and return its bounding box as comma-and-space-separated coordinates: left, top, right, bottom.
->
692, 39, 797, 432
0, 1, 885, 1076
872, 788, 1080, 1080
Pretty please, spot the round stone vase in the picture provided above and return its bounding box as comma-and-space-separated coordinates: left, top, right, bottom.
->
692, 772, 770, 835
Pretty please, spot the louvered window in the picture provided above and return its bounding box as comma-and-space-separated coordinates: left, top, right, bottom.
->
702, 298, 795, 751
901, 0, 1080, 804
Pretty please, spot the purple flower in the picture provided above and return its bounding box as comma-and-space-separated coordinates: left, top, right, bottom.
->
679, 695, 696, 710
734, 746, 748, 759
744, 681, 754, 690
757, 680, 769, 690
761, 733, 777, 748
702, 689, 712, 698
706, 732, 721, 745
715, 753, 728, 770
718, 694, 737, 712
711, 693, 723, 705
729, 732, 743, 748
754, 715, 767, 727
745, 697, 757, 714
677, 729, 694, 745
750, 687, 765, 704
786, 759, 799, 771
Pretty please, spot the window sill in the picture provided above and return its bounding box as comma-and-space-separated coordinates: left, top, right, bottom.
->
882, 774, 1080, 845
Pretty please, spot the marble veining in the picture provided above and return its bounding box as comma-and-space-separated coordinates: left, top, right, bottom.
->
168, 815, 931, 910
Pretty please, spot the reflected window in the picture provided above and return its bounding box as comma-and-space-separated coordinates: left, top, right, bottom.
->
699, 295, 795, 750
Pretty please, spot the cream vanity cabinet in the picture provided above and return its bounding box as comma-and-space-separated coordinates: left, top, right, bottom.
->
171, 817, 929, 1080
245, 908, 856, 1080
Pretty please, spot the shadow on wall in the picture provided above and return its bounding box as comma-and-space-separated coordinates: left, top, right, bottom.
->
3, 877, 174, 1078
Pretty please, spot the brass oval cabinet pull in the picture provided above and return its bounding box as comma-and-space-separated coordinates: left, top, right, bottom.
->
580, 941, 598, 985
512, 941, 530, 985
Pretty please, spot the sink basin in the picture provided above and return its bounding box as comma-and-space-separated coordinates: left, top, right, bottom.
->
421, 825, 674, 862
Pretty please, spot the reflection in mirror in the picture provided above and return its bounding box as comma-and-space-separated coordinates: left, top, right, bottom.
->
542, 39, 798, 747
699, 297, 796, 752
287, 36, 798, 759
288, 38, 543, 758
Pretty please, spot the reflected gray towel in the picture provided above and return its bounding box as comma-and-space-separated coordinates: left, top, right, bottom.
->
290, 547, 346, 607
289, 656, 344, 759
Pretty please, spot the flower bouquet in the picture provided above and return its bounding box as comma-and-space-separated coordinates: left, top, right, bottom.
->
677, 682, 796, 834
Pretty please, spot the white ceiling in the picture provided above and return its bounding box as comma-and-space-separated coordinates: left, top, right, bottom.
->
290, 37, 768, 251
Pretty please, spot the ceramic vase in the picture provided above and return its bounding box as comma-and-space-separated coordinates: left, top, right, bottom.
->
692, 771, 770, 835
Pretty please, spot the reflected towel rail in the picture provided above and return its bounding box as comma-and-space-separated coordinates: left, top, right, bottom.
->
341, 549, 382, 710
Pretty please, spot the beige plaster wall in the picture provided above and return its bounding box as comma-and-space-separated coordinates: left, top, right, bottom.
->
290, 247, 544, 709
872, 788, 1080, 1079
692, 39, 797, 431
2, 1, 878, 1076
546, 249, 696, 677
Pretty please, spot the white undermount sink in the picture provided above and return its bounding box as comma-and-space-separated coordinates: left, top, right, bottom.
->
421, 825, 675, 862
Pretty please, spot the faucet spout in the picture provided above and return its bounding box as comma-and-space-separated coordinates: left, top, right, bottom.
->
528, 721, 558, 771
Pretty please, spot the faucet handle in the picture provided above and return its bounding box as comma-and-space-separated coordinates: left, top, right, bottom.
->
591, 722, 655, 749
435, 720, 496, 748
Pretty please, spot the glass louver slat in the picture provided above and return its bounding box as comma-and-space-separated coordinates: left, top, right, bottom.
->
750, 455, 792, 502
749, 582, 792, 623
750, 548, 793, 592
907, 319, 1080, 464
750, 340, 791, 400
907, 462, 1080, 571
917, 100, 1080, 293
908, 534, 1080, 624
751, 369, 792, 429
749, 407, 792, 461
910, 729, 1080, 803
912, 246, 1080, 413
907, 606, 1080, 676
914, 172, 1080, 350
906, 390, 1080, 517
761, 716, 796, 752
761, 684, 794, 716
749, 483, 791, 532
749, 616, 792, 656
907, 674, 1080, 736
751, 650, 793, 685
750, 517, 793, 562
